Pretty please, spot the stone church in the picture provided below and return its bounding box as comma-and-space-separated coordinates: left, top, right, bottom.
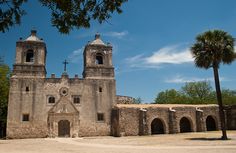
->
7, 30, 236, 139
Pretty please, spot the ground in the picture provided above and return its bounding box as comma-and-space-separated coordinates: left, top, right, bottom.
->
0, 131, 236, 153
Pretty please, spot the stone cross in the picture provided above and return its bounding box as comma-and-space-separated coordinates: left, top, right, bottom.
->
63, 59, 69, 72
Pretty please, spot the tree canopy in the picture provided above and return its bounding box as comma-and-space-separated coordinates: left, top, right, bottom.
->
154, 89, 185, 104
154, 81, 236, 105
0, 0, 128, 34
181, 81, 214, 103
191, 30, 235, 69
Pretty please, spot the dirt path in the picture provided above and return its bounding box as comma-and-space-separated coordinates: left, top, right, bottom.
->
0, 131, 236, 153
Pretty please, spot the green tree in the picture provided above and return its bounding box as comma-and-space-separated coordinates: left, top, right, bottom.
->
1, 0, 128, 34
155, 89, 187, 104
0, 60, 10, 125
191, 30, 235, 140
221, 89, 236, 105
181, 81, 215, 104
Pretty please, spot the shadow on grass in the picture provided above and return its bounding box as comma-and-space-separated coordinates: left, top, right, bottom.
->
187, 137, 231, 141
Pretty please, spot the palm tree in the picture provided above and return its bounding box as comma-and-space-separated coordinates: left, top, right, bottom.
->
191, 30, 235, 140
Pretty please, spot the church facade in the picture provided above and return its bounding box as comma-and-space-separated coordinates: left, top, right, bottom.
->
7, 30, 116, 138
7, 30, 227, 139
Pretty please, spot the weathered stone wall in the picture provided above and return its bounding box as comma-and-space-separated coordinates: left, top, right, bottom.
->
112, 104, 220, 137
8, 74, 116, 138
116, 107, 140, 136
146, 107, 170, 134
198, 106, 220, 131
116, 95, 135, 104
7, 123, 48, 139
7, 77, 48, 139
226, 105, 236, 130
173, 106, 197, 133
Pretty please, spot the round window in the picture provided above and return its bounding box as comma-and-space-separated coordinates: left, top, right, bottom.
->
60, 87, 69, 96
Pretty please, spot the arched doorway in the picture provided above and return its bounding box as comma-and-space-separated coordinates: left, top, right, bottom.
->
151, 118, 165, 134
206, 116, 217, 131
58, 120, 70, 137
180, 117, 192, 133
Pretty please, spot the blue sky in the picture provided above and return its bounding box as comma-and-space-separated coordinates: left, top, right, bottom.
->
1, 0, 236, 102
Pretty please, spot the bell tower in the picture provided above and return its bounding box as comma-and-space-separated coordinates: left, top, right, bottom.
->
83, 34, 114, 79
13, 30, 46, 77
7, 30, 47, 138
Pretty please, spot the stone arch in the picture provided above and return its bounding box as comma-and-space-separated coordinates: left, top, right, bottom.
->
58, 120, 70, 137
179, 117, 192, 133
25, 50, 34, 62
151, 118, 165, 134
206, 115, 217, 131
95, 53, 103, 65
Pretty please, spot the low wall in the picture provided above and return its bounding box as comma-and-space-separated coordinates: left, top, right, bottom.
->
112, 104, 220, 136
226, 105, 236, 130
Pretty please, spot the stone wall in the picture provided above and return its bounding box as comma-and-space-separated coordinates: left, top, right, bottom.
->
118, 107, 140, 136
146, 107, 169, 134
226, 105, 236, 130
116, 95, 135, 104
7, 75, 116, 138
112, 104, 220, 136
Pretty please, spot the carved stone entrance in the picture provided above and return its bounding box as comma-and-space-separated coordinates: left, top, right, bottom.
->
58, 120, 70, 137
47, 96, 80, 138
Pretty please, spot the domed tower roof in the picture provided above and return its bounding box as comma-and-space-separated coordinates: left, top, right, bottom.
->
25, 30, 43, 42
89, 33, 105, 46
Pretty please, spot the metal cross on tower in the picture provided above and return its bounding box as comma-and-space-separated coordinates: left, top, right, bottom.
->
63, 59, 69, 72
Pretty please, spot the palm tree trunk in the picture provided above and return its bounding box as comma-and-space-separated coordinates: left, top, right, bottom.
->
213, 66, 228, 140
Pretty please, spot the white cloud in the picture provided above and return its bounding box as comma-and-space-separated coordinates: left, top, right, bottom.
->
68, 47, 84, 63
104, 31, 128, 39
145, 45, 193, 64
165, 74, 226, 83
126, 54, 144, 63
125, 44, 194, 69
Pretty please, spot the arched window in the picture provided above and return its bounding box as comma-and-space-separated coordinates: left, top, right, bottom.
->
26, 50, 34, 62
95, 54, 103, 65
48, 96, 55, 104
